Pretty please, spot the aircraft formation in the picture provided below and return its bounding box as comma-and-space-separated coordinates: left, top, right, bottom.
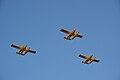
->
11, 28, 100, 64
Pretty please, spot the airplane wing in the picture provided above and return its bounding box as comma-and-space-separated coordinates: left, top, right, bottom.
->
93, 59, 100, 62
77, 34, 83, 38
60, 29, 70, 34
79, 54, 87, 59
11, 44, 21, 49
28, 50, 36, 54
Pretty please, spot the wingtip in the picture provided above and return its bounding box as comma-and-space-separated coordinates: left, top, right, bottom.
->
32, 51, 36, 54
81, 35, 83, 38
60, 28, 63, 31
98, 60, 100, 62
78, 54, 81, 57
11, 44, 13, 47
80, 35, 83, 38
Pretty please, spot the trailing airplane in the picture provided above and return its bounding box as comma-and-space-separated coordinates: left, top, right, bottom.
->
11, 44, 36, 56
79, 54, 100, 64
60, 28, 83, 40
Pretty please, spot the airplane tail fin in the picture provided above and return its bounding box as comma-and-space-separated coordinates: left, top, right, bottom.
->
89, 61, 93, 64
22, 52, 27, 56
64, 37, 71, 40
82, 61, 90, 64
71, 36, 76, 40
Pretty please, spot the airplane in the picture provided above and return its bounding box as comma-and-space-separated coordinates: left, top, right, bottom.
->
11, 44, 36, 56
60, 28, 83, 40
79, 54, 100, 64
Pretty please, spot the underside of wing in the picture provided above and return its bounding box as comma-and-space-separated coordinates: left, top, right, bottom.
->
79, 54, 87, 59
60, 29, 70, 34
11, 44, 21, 49
77, 34, 83, 38
28, 50, 36, 54
94, 59, 100, 62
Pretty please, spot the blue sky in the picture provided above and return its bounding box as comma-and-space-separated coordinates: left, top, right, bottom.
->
0, 0, 120, 80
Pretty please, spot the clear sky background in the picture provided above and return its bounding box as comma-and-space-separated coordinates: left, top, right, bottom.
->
0, 0, 120, 80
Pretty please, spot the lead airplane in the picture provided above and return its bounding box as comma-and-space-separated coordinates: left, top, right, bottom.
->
11, 44, 36, 56
60, 28, 83, 40
79, 54, 100, 64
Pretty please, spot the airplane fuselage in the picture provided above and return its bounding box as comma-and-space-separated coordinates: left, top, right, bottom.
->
72, 32, 79, 40
65, 29, 76, 40
17, 45, 27, 55
83, 55, 93, 64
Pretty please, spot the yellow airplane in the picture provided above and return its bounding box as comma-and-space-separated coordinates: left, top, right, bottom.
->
60, 28, 83, 40
79, 54, 100, 64
11, 44, 36, 56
